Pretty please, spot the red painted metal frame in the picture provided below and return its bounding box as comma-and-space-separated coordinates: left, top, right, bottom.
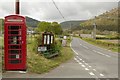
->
4, 15, 26, 70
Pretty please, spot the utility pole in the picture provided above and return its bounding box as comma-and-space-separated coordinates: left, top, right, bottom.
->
93, 23, 96, 40
0, 20, 2, 36
70, 22, 72, 33
70, 22, 73, 39
16, 0, 20, 14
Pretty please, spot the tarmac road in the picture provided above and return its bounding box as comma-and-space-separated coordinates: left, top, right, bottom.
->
3, 37, 118, 79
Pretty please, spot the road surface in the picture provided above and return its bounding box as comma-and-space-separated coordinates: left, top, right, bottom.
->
3, 37, 118, 79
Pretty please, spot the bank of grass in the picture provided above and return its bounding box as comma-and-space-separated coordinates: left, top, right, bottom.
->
81, 38, 119, 52
0, 36, 3, 73
27, 36, 73, 74
0, 36, 3, 49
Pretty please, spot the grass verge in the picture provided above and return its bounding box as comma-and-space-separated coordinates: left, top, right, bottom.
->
27, 36, 74, 74
81, 38, 119, 52
0, 35, 3, 73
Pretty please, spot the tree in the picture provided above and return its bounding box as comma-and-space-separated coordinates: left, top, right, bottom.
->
36, 21, 63, 35
51, 22, 62, 35
37, 21, 52, 32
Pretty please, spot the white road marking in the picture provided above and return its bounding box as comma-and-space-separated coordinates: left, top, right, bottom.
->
76, 55, 79, 58
85, 63, 88, 65
78, 62, 82, 64
74, 57, 77, 61
96, 51, 105, 56
76, 56, 83, 61
101, 53, 105, 55
77, 57, 82, 61
105, 55, 111, 57
97, 51, 103, 54
70, 43, 79, 55
81, 64, 85, 67
82, 45, 89, 49
93, 50, 111, 58
82, 61, 85, 62
76, 60, 80, 63
89, 66, 92, 68
93, 69, 96, 71
89, 72, 95, 76
74, 57, 80, 63
100, 73, 104, 76
93, 50, 97, 52
85, 68, 89, 70
71, 48, 79, 55
80, 58, 82, 60
74, 57, 83, 65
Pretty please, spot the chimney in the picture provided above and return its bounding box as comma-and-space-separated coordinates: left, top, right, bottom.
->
15, 0, 20, 14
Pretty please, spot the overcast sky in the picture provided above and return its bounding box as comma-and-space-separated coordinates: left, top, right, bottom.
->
0, 0, 119, 23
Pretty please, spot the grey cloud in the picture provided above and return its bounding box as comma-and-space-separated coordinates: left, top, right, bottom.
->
0, 1, 118, 22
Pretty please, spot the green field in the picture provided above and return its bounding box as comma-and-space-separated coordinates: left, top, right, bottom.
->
82, 38, 119, 52
0, 35, 3, 73
0, 36, 3, 49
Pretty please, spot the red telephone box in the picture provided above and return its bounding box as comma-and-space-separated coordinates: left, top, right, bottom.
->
4, 15, 26, 70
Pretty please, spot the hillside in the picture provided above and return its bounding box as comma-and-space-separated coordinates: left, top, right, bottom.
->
60, 20, 86, 30
80, 8, 118, 31
26, 16, 40, 28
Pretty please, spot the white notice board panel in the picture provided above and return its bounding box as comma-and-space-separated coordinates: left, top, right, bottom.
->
44, 35, 46, 44
51, 36, 53, 44
38, 46, 47, 51
47, 35, 50, 44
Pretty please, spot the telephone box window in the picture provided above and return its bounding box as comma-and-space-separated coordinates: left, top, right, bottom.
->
8, 50, 21, 54
13, 37, 17, 44
8, 36, 22, 44
8, 45, 21, 49
9, 55, 21, 59
8, 26, 20, 30
9, 60, 21, 64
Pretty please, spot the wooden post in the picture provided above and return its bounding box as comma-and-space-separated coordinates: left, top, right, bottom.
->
16, 0, 20, 14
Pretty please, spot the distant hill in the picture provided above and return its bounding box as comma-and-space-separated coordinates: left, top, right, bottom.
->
60, 20, 86, 30
80, 8, 118, 31
26, 16, 40, 28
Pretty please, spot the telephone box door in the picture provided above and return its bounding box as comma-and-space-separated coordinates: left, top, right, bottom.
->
4, 24, 26, 70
